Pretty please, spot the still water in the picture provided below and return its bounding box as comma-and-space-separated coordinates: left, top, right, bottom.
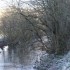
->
0, 46, 45, 70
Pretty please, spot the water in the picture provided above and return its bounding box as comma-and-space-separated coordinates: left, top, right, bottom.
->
0, 45, 46, 70
1, 45, 70, 70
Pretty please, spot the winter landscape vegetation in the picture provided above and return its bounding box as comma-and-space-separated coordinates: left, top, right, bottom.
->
0, 0, 70, 70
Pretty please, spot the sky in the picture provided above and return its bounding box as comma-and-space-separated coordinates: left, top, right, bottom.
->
0, 0, 33, 16
0, 0, 32, 10
0, 0, 34, 23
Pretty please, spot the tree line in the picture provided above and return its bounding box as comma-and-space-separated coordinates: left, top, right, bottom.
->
1, 0, 70, 55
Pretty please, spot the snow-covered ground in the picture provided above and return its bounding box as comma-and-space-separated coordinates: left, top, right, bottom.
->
34, 51, 70, 70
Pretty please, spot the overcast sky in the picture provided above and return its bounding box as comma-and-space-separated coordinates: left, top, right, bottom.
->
0, 0, 32, 10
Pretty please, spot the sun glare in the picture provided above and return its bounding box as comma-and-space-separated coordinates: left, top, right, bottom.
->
0, 9, 5, 18
0, 0, 34, 16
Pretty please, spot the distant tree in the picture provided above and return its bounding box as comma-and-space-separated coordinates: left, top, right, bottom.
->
30, 0, 70, 54
17, 0, 70, 54
1, 0, 70, 55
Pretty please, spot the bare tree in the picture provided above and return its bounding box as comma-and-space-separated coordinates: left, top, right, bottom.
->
1, 0, 70, 55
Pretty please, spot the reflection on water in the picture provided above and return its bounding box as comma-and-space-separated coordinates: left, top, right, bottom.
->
0, 46, 45, 70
